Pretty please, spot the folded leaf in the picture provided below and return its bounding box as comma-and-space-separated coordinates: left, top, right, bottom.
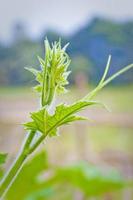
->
25, 39, 71, 106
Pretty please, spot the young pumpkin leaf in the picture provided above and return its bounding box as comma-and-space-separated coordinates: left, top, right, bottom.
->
24, 101, 99, 137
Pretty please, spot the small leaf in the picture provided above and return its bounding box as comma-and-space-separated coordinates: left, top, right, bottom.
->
34, 85, 42, 93
24, 101, 99, 137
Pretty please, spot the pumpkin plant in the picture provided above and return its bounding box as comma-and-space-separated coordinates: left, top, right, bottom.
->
0, 39, 133, 199
6, 151, 129, 200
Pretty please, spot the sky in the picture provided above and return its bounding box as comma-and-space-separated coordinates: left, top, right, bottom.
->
0, 0, 133, 41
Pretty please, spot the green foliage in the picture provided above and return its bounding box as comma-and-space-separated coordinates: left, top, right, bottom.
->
54, 162, 126, 197
6, 151, 129, 200
24, 101, 98, 137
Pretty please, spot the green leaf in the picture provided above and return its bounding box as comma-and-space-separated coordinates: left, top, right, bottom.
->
6, 151, 49, 200
5, 151, 129, 200
54, 162, 127, 197
24, 101, 98, 137
0, 153, 7, 165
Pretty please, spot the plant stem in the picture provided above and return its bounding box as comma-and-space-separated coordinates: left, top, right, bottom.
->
0, 131, 35, 199
84, 63, 133, 101
28, 134, 46, 154
0, 150, 26, 199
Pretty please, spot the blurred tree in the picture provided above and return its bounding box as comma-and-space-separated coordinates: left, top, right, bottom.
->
0, 18, 133, 86
12, 22, 28, 42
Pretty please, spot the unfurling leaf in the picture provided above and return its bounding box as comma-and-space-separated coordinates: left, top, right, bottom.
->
25, 39, 71, 107
24, 101, 99, 137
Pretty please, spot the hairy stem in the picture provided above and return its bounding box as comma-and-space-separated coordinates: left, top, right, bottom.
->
0, 151, 26, 198
84, 63, 133, 101
0, 131, 35, 199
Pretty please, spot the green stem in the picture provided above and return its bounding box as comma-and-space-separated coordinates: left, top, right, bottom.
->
24, 130, 36, 151
84, 63, 133, 101
102, 63, 133, 87
0, 150, 26, 199
0, 131, 35, 199
28, 134, 46, 154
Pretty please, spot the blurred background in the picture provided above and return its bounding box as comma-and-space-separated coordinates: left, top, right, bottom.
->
0, 0, 133, 199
